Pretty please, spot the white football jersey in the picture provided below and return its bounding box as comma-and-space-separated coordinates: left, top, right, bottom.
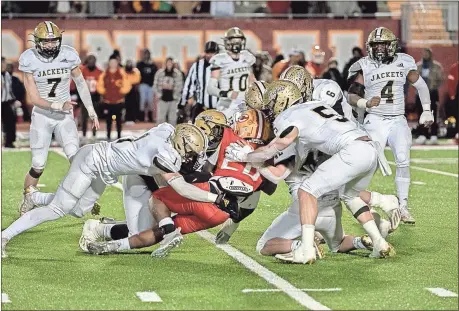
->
273, 101, 365, 157
18, 45, 81, 109
349, 53, 417, 115
273, 144, 339, 215
312, 79, 356, 122
209, 50, 256, 106
91, 123, 182, 184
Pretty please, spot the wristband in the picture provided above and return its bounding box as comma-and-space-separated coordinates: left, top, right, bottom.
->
357, 98, 368, 109
422, 103, 431, 111
219, 91, 229, 98
50, 102, 63, 110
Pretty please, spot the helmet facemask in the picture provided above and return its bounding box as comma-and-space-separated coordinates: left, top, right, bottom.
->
36, 37, 62, 59
367, 40, 397, 63
225, 37, 246, 54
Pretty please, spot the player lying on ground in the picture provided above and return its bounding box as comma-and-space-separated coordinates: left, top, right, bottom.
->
347, 27, 434, 224
226, 79, 395, 264
256, 145, 394, 259
1, 123, 233, 258
19, 21, 99, 216
82, 110, 277, 256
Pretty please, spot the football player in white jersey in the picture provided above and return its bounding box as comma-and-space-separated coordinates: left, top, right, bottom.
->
1, 124, 233, 257
226, 80, 395, 264
18, 21, 99, 216
347, 27, 434, 224
207, 27, 256, 124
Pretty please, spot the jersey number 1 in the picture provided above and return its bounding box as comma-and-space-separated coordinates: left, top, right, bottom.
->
229, 74, 249, 92
381, 80, 394, 104
47, 78, 61, 98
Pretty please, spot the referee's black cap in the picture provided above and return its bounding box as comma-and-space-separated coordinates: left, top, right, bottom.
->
204, 41, 219, 53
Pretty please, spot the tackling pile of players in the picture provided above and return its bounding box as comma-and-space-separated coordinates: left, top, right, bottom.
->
2, 23, 434, 265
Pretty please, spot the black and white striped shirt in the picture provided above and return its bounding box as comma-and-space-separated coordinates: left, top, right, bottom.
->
1, 71, 15, 102
180, 58, 217, 109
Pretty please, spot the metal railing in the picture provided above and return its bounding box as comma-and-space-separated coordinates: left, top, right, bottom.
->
401, 1, 458, 46
1, 12, 398, 20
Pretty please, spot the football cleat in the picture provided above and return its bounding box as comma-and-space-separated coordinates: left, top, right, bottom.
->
19, 185, 38, 216
215, 219, 240, 244
87, 240, 120, 255
151, 228, 183, 258
275, 242, 317, 264
400, 206, 415, 224
79, 219, 102, 252
215, 231, 231, 245
99, 217, 127, 225
370, 240, 395, 258
1, 238, 8, 258
360, 235, 373, 250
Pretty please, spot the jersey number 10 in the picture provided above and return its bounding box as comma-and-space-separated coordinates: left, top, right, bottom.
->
228, 74, 249, 92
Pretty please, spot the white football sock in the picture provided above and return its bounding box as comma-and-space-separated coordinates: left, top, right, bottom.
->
352, 236, 367, 249
362, 220, 383, 244
159, 217, 174, 227
100, 224, 115, 240
301, 224, 315, 248
2, 206, 62, 241
396, 166, 410, 207
117, 238, 131, 251
31, 192, 55, 206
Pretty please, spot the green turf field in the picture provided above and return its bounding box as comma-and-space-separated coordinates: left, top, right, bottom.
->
1, 149, 458, 310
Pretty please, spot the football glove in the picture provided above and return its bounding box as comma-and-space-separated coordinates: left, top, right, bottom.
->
215, 193, 240, 220
225, 143, 253, 162
419, 110, 434, 127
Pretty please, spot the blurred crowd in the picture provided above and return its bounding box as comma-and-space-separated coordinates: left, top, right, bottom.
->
2, 44, 458, 147
2, 1, 388, 16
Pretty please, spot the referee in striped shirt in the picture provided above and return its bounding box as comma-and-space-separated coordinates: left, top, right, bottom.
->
179, 41, 219, 122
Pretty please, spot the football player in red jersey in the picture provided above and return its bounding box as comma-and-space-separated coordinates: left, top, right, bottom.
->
85, 109, 273, 256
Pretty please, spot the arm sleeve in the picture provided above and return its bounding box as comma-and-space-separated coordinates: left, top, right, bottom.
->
207, 77, 223, 97
412, 76, 431, 109
72, 73, 97, 119
167, 175, 218, 202
347, 61, 363, 83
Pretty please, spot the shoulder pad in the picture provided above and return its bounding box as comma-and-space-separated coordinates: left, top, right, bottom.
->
348, 60, 362, 74
396, 53, 416, 65
18, 49, 36, 73
241, 50, 256, 65
209, 52, 230, 68
155, 144, 181, 173
61, 45, 81, 68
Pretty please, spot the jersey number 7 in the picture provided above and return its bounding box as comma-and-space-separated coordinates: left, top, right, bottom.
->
47, 78, 61, 97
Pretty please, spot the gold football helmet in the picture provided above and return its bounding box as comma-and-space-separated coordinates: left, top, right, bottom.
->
263, 80, 303, 119
279, 65, 313, 102
223, 27, 246, 54
366, 27, 398, 62
234, 109, 272, 146
33, 21, 62, 59
194, 109, 228, 152
245, 81, 268, 110
173, 123, 208, 170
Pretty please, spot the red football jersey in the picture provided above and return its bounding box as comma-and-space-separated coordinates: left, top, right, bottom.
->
213, 128, 263, 190
81, 65, 103, 94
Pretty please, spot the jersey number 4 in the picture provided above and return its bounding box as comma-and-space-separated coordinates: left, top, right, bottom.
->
381, 80, 394, 104
228, 74, 249, 92
47, 78, 61, 98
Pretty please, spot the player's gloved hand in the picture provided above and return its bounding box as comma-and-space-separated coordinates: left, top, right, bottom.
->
215, 193, 240, 220
419, 110, 434, 127
367, 96, 381, 108
225, 143, 253, 162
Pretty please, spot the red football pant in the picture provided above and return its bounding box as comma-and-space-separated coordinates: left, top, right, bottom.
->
152, 183, 229, 234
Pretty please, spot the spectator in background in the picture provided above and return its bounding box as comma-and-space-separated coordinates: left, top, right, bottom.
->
114, 1, 135, 13
446, 61, 458, 143
2, 57, 20, 148
321, 57, 346, 90
193, 1, 210, 13
88, 1, 114, 16
71, 1, 87, 13
210, 1, 235, 17
290, 1, 309, 16
327, 1, 360, 16
271, 54, 285, 67
5, 61, 28, 122
267, 1, 290, 14
124, 59, 141, 125
415, 48, 444, 145
137, 49, 158, 122
272, 48, 302, 80
298, 51, 306, 67
173, 60, 186, 83
358, 1, 377, 14
342, 46, 363, 87
309, 1, 329, 14
253, 52, 273, 82
154, 57, 183, 126
80, 54, 103, 141
306, 45, 325, 78
173, 1, 199, 15
97, 55, 131, 140
260, 51, 272, 67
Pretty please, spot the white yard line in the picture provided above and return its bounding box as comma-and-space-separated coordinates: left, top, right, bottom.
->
425, 288, 458, 297
136, 291, 163, 302
385, 145, 458, 151
387, 161, 458, 178
50, 149, 332, 310
1, 293, 11, 303
242, 288, 342, 293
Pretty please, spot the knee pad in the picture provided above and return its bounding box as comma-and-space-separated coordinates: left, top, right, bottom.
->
345, 197, 369, 217
29, 168, 43, 179
395, 152, 410, 167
